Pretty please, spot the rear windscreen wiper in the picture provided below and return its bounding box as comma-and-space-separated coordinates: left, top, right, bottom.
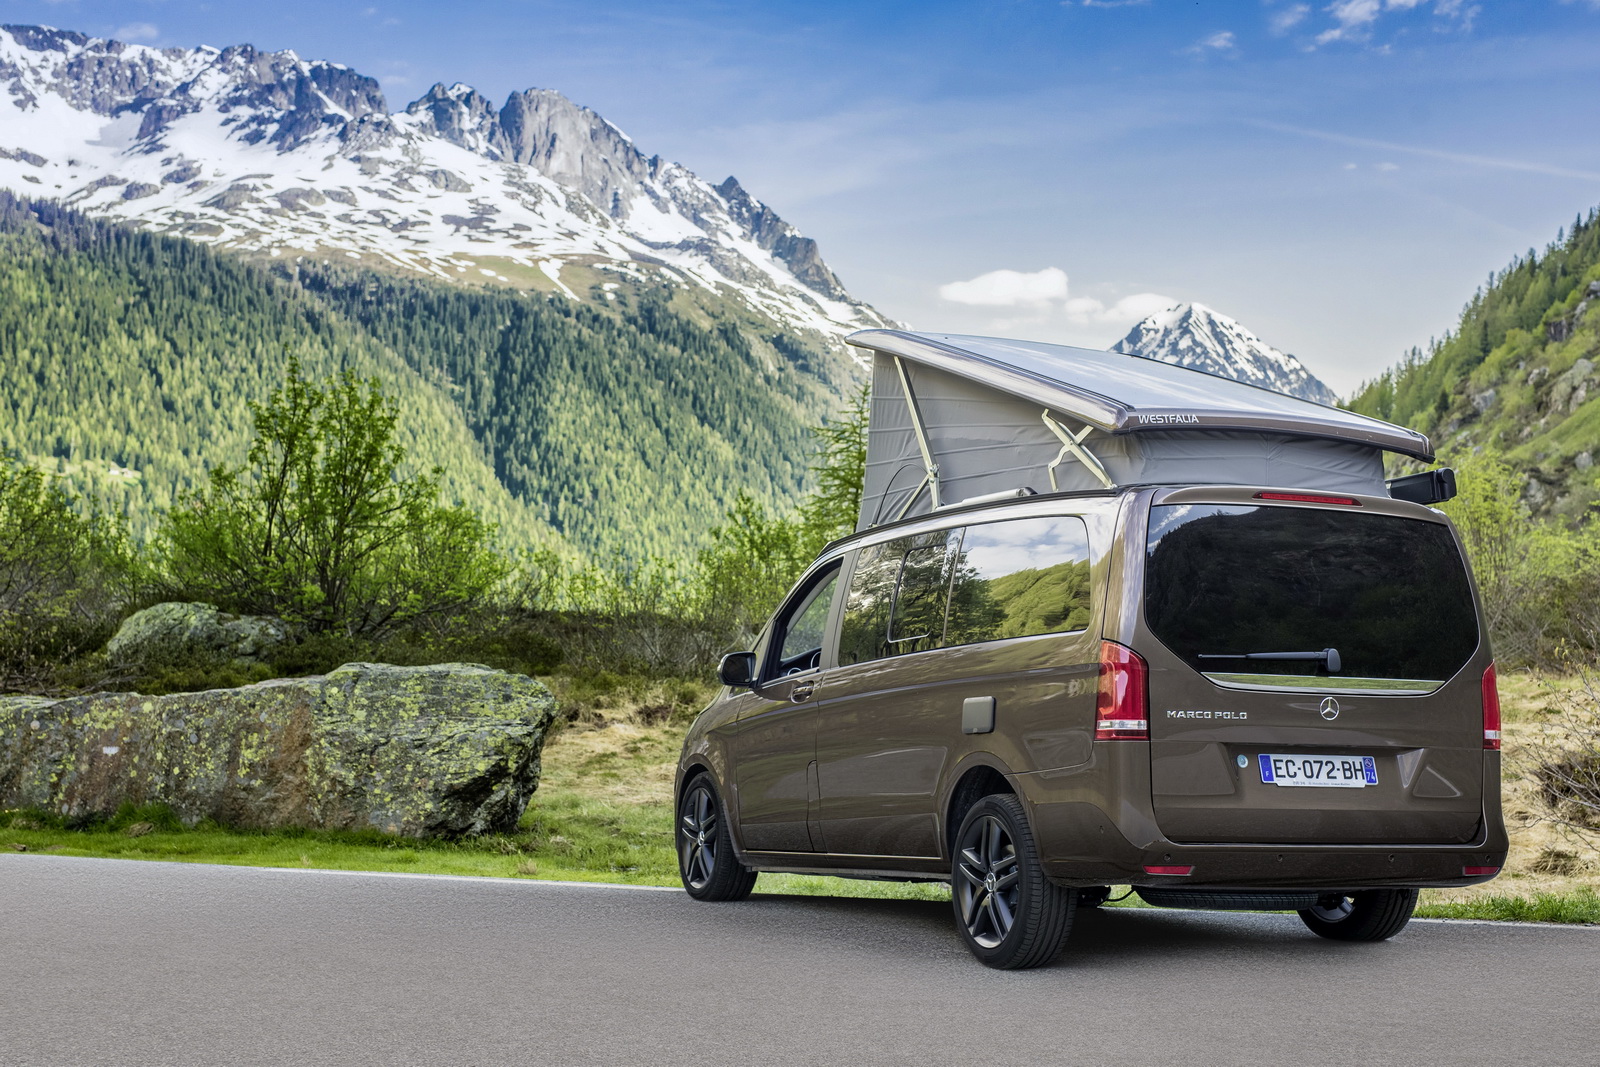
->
1197, 648, 1342, 673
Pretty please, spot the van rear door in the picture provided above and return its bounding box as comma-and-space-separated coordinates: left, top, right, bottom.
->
1137, 495, 1487, 845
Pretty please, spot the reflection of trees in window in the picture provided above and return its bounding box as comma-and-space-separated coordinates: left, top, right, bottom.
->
946, 517, 1093, 647
949, 559, 1092, 644
839, 532, 951, 665
888, 540, 953, 654
839, 517, 1093, 664
839, 543, 903, 665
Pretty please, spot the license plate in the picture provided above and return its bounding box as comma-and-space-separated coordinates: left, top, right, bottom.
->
1259, 753, 1377, 788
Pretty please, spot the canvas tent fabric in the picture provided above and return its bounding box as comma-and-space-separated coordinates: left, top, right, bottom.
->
846, 330, 1432, 532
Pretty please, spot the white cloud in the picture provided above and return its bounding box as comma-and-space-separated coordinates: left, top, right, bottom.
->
1343, 161, 1358, 169
1063, 292, 1177, 326
1376, 161, 1400, 171
1316, 0, 1382, 43
1269, 3, 1312, 33
940, 267, 1069, 307
1313, 0, 1477, 45
1185, 30, 1237, 55
113, 22, 159, 42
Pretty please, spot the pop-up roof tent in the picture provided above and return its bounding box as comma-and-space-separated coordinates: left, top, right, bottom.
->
845, 329, 1435, 533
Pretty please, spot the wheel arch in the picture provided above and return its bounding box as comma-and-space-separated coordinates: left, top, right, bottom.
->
943, 759, 1018, 860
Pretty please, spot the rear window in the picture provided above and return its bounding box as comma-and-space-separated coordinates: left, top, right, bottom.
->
1144, 504, 1479, 691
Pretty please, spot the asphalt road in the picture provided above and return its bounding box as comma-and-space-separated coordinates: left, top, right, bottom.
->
2, 855, 1596, 1067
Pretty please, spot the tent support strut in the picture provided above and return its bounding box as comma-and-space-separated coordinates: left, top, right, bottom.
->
1042, 410, 1114, 491
893, 355, 941, 512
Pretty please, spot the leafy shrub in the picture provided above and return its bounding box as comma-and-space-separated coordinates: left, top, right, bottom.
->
0, 457, 135, 690
157, 359, 507, 638
1439, 449, 1600, 667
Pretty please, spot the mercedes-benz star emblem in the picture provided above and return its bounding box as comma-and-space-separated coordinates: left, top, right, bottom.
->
1319, 697, 1341, 721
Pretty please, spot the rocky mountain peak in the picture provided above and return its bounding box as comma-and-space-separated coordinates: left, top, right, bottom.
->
0, 23, 886, 340
1112, 302, 1337, 405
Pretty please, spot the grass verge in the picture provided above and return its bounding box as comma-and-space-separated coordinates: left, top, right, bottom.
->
3, 670, 1595, 919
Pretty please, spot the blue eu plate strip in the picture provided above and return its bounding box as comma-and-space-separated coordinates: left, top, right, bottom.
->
1363, 756, 1378, 785
1259, 753, 1275, 783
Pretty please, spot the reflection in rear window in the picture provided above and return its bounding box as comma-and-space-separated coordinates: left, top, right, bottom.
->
1144, 504, 1479, 688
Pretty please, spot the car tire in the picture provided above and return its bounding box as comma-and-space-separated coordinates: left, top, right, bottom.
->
951, 793, 1076, 969
1298, 888, 1418, 941
677, 773, 757, 902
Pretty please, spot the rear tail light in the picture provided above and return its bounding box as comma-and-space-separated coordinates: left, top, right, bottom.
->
1253, 491, 1362, 507
1143, 865, 1194, 876
1482, 663, 1501, 750
1096, 641, 1148, 740
1463, 866, 1501, 877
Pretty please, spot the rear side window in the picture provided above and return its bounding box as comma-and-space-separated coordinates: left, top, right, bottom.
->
838, 515, 1094, 666
946, 516, 1093, 646
1144, 504, 1479, 690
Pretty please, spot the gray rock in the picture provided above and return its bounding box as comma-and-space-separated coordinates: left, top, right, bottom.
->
0, 663, 558, 838
203, 183, 258, 210
121, 181, 159, 200
424, 167, 471, 192
106, 602, 288, 666
0, 146, 47, 166
162, 161, 200, 183
274, 187, 326, 210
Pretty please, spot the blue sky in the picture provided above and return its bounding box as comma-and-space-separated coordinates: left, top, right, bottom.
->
10, 0, 1600, 393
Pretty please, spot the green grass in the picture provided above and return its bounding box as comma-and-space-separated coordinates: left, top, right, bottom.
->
1417, 888, 1600, 924
4, 694, 1595, 920
0, 795, 950, 901
7, 809, 1595, 918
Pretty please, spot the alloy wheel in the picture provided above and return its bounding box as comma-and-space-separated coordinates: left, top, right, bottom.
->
679, 782, 719, 891
955, 814, 1021, 948
1308, 895, 1356, 924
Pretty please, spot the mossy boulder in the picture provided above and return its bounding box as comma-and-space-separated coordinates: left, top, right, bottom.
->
106, 601, 289, 666
0, 662, 558, 837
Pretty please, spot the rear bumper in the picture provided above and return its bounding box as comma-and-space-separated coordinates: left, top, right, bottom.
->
1017, 745, 1509, 890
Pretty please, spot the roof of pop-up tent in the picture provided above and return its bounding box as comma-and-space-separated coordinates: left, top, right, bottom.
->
846, 330, 1430, 459
844, 330, 1433, 531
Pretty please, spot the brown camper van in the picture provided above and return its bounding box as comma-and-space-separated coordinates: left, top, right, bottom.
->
675, 330, 1506, 969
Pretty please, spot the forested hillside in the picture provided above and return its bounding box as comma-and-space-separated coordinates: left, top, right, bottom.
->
0, 194, 847, 558
1348, 207, 1600, 519
292, 267, 842, 557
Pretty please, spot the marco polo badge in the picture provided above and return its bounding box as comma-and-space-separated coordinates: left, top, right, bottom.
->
1320, 697, 1341, 721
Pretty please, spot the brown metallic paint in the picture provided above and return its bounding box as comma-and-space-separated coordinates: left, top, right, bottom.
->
676, 485, 1509, 893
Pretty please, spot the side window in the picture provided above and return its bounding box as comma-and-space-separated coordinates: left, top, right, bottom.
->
839, 531, 956, 665
944, 516, 1093, 647
770, 566, 839, 676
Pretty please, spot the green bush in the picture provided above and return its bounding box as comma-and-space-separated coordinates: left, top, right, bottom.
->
0, 457, 135, 690
1440, 448, 1600, 667
157, 358, 508, 637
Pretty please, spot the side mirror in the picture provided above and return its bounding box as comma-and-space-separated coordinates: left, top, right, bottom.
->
718, 651, 758, 689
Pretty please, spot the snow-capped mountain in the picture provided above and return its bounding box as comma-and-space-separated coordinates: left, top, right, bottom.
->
0, 24, 887, 340
1111, 302, 1337, 405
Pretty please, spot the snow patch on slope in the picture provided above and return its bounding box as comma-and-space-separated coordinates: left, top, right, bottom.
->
0, 24, 888, 341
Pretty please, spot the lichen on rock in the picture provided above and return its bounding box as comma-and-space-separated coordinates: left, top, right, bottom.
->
0, 663, 558, 838
105, 602, 289, 666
